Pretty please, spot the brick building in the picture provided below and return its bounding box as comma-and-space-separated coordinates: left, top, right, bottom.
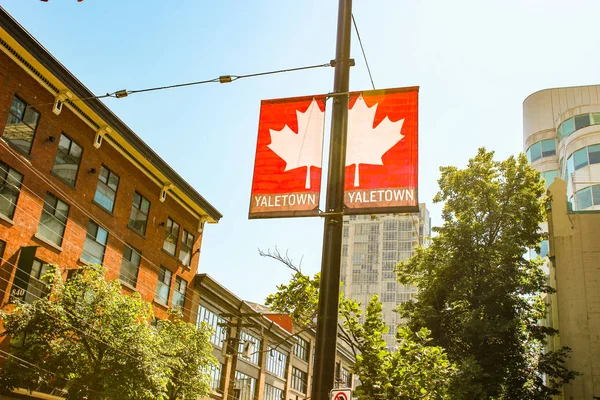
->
0, 5, 221, 327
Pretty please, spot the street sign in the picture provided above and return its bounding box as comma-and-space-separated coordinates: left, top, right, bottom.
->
331, 388, 352, 400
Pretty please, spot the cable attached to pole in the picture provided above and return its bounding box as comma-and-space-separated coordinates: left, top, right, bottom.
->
352, 13, 376, 90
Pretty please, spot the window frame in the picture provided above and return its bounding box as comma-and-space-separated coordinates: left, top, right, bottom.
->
172, 276, 187, 309
178, 229, 194, 266
93, 165, 120, 213
23, 258, 51, 304
37, 192, 69, 247
293, 336, 310, 363
154, 266, 172, 305
51, 133, 83, 187
0, 162, 23, 220
291, 367, 308, 394
128, 191, 150, 236
82, 219, 108, 265
3, 95, 40, 155
119, 243, 141, 288
163, 217, 180, 256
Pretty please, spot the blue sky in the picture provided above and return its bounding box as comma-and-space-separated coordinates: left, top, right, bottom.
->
4, 0, 600, 303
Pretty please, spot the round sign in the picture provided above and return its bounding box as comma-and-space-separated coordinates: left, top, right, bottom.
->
335, 393, 348, 400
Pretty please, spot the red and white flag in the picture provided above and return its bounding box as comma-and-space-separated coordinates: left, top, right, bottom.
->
344, 87, 419, 213
248, 87, 419, 219
249, 95, 327, 219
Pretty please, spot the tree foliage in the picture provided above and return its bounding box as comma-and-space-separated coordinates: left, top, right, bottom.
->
264, 251, 455, 399
396, 148, 578, 399
0, 265, 215, 400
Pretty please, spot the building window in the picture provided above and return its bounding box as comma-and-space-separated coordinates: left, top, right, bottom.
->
0, 162, 23, 220
540, 170, 558, 189
293, 336, 310, 362
163, 217, 179, 256
51, 133, 82, 186
291, 367, 308, 394
178, 229, 194, 266
119, 244, 141, 287
37, 193, 69, 246
3, 96, 40, 155
82, 220, 108, 265
266, 347, 288, 378
197, 305, 226, 347
94, 165, 119, 212
263, 384, 284, 400
238, 331, 261, 364
128, 191, 150, 235
172, 276, 187, 309
589, 144, 600, 164
208, 363, 223, 392
341, 367, 352, 387
24, 259, 50, 304
526, 139, 556, 163
575, 185, 600, 210
154, 266, 171, 305
235, 371, 256, 400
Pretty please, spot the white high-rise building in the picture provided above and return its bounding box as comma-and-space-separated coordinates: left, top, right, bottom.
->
340, 204, 430, 347
524, 85, 600, 211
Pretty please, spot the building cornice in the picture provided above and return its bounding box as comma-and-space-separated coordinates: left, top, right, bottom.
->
0, 7, 222, 224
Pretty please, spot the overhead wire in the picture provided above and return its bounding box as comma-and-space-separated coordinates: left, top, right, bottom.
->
0, 140, 203, 314
0, 61, 333, 113
351, 13, 376, 90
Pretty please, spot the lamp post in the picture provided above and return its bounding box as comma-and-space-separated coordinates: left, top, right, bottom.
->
310, 1, 352, 399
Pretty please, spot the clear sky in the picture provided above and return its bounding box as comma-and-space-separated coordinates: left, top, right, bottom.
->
4, 0, 600, 304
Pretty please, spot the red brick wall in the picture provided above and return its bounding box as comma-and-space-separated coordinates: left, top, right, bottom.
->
0, 49, 205, 322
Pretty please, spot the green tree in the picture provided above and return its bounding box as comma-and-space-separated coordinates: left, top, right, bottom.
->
0, 265, 215, 400
263, 250, 455, 399
396, 148, 578, 399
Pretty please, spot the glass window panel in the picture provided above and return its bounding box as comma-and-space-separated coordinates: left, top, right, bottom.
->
541, 139, 556, 157
576, 187, 593, 210
592, 113, 600, 125
235, 371, 256, 400
0, 163, 23, 219
178, 230, 193, 266
163, 218, 179, 255
541, 170, 558, 189
52, 134, 82, 186
23, 260, 50, 304
99, 165, 109, 184
155, 266, 171, 305
3, 97, 40, 155
592, 185, 600, 206
529, 142, 542, 162
82, 220, 107, 265
562, 118, 575, 138
588, 144, 600, 165
574, 114, 591, 130
128, 192, 149, 235
172, 276, 187, 309
574, 147, 589, 170
119, 244, 141, 287
37, 193, 68, 246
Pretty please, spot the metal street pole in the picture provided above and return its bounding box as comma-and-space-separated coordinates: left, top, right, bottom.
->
311, 1, 352, 400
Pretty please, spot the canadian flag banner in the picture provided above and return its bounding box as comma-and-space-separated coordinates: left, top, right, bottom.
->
344, 87, 419, 214
249, 95, 327, 219
249, 87, 418, 219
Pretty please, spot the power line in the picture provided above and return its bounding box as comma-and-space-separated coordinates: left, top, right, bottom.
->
0, 61, 333, 113
351, 14, 376, 90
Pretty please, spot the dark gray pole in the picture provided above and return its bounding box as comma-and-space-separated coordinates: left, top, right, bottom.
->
311, 1, 352, 400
